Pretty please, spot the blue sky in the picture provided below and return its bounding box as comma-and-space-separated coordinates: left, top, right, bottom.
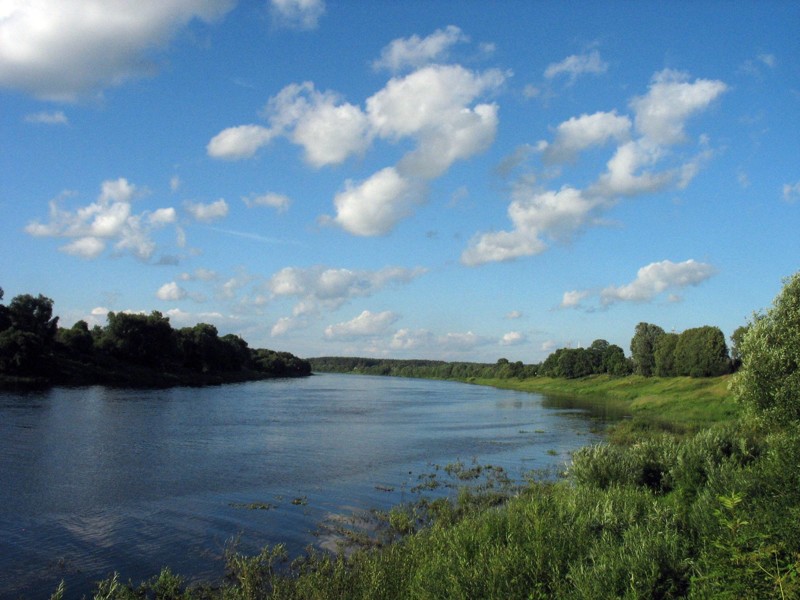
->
1, 1, 798, 363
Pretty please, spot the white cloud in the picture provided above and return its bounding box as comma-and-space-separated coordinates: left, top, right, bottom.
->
324, 310, 399, 339
0, 0, 234, 100
388, 328, 492, 355
206, 125, 275, 160
24, 110, 68, 125
25, 178, 176, 260
505, 310, 523, 319
61, 236, 106, 259
269, 0, 325, 30
243, 192, 291, 213
184, 198, 229, 222
366, 64, 505, 140
600, 259, 716, 305
373, 25, 468, 72
544, 50, 607, 82
630, 69, 727, 146
591, 139, 675, 197
209, 58, 506, 236
149, 207, 177, 225
180, 268, 217, 282
397, 102, 499, 180
541, 111, 631, 163
156, 281, 187, 301
463, 68, 727, 266
170, 175, 181, 192
462, 185, 602, 266
268, 264, 425, 326
267, 82, 372, 167
331, 167, 420, 236
782, 181, 800, 203
561, 290, 590, 308
500, 331, 526, 346
271, 316, 299, 337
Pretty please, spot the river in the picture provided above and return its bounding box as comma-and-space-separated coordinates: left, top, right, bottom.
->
0, 373, 610, 598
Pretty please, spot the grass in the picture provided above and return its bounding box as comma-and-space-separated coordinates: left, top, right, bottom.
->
467, 374, 739, 443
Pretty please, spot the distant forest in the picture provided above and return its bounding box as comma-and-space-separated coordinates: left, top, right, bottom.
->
310, 322, 742, 381
0, 288, 311, 388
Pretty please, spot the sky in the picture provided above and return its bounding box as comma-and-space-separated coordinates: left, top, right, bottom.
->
1, 1, 799, 364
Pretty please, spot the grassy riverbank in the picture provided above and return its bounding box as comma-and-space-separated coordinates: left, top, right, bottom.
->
465, 374, 739, 443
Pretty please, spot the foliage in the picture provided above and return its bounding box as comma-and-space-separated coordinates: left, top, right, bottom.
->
631, 322, 666, 376
655, 332, 679, 377
673, 326, 730, 378
309, 356, 538, 380
0, 289, 310, 387
731, 271, 800, 423
0, 293, 58, 375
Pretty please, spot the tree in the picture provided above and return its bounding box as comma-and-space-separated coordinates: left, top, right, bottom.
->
100, 311, 176, 368
7, 294, 59, 340
673, 326, 730, 377
730, 325, 749, 370
58, 320, 94, 355
630, 322, 665, 376
603, 344, 630, 376
654, 333, 679, 377
732, 272, 800, 422
0, 294, 58, 375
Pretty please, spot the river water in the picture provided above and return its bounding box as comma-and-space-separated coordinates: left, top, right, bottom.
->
0, 374, 610, 598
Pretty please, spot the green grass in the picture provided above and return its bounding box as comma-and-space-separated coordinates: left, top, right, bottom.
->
467, 375, 739, 443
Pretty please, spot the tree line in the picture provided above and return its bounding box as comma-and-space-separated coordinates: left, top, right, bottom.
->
312, 322, 741, 381
0, 287, 311, 386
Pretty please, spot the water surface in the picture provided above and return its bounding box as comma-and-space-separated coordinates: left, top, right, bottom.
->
0, 374, 610, 597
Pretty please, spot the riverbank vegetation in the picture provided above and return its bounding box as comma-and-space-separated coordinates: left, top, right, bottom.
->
46, 272, 800, 598
0, 288, 310, 389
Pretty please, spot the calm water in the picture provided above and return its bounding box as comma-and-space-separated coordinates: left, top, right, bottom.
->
0, 374, 610, 598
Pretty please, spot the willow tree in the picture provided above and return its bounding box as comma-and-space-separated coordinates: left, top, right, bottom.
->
732, 272, 800, 422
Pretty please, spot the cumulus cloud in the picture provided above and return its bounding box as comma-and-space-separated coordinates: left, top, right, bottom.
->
500, 331, 526, 346
373, 25, 468, 72
324, 310, 400, 339
464, 69, 727, 266
243, 192, 291, 213
544, 50, 608, 83
268, 264, 426, 323
25, 178, 176, 260
630, 70, 727, 146
561, 289, 590, 308
505, 310, 523, 319
330, 168, 420, 236
389, 328, 492, 355
206, 125, 276, 160
0, 0, 234, 100
540, 111, 631, 163
184, 199, 229, 222
269, 0, 325, 30
209, 55, 507, 236
600, 259, 716, 305
462, 185, 603, 266
156, 281, 187, 301
24, 110, 68, 125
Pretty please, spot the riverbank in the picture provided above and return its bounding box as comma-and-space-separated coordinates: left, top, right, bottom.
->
462, 374, 739, 443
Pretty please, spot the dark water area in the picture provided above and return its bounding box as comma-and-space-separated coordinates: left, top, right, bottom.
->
0, 374, 612, 598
